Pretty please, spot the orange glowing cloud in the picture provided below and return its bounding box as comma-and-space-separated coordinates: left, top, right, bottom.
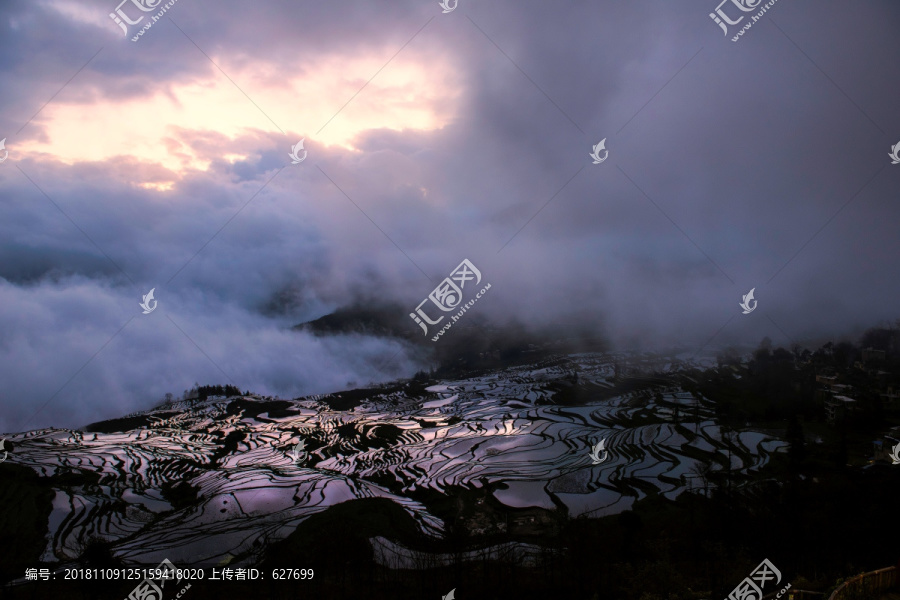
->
17, 51, 462, 185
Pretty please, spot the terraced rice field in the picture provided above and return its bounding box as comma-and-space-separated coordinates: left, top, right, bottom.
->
2, 352, 786, 569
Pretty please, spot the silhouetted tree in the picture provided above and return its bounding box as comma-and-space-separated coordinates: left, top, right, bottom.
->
786, 415, 805, 473
833, 341, 855, 369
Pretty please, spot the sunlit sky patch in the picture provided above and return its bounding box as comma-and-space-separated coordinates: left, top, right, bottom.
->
16, 53, 461, 180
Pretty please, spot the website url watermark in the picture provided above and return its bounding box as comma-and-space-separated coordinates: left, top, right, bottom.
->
429, 282, 491, 342
109, 0, 183, 42
708, 0, 783, 42
409, 259, 491, 342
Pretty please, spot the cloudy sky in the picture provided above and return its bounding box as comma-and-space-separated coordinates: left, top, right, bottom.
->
0, 0, 898, 432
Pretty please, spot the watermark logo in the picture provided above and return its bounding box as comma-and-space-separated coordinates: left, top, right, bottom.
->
725, 559, 787, 600
289, 139, 307, 164
589, 139, 608, 164
442, 589, 456, 600
140, 288, 158, 314
0, 138, 8, 163
288, 440, 308, 464
110, 0, 162, 33
712, 0, 782, 42
740, 288, 757, 314
889, 141, 900, 165
589, 438, 609, 464
409, 259, 491, 342
891, 442, 900, 465
111, 0, 183, 42
0, 439, 7, 464
439, 0, 458, 14
709, 0, 761, 35
124, 558, 189, 600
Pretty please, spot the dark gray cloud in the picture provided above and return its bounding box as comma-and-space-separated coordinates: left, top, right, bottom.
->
0, 0, 898, 432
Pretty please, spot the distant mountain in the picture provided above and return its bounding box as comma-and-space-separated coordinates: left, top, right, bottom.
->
293, 303, 610, 379
293, 302, 414, 339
